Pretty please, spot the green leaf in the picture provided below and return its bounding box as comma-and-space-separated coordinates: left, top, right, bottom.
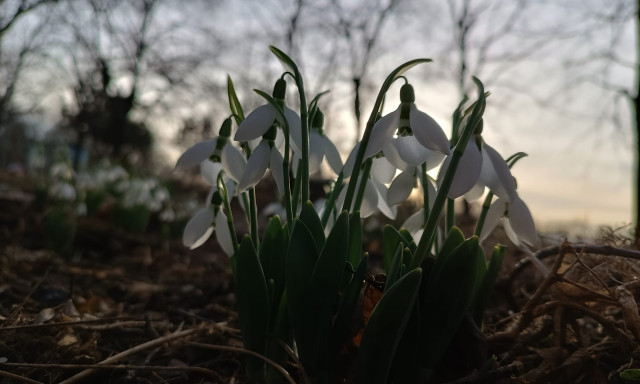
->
420, 236, 481, 369
399, 228, 417, 253
471, 245, 504, 327
227, 75, 245, 124
385, 243, 405, 292
348, 212, 363, 267
357, 268, 422, 384
260, 216, 287, 311
286, 219, 319, 308
427, 226, 465, 287
331, 254, 368, 356
298, 201, 325, 252
382, 225, 414, 273
234, 235, 270, 375
270, 46, 298, 78
620, 369, 640, 380
309, 212, 351, 374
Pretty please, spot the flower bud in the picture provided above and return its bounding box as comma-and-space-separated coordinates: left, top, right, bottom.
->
272, 78, 287, 100
400, 83, 415, 103
312, 109, 324, 130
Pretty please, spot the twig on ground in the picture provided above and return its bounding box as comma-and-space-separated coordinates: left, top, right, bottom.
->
0, 368, 44, 384
186, 341, 298, 384
57, 327, 201, 384
0, 363, 219, 380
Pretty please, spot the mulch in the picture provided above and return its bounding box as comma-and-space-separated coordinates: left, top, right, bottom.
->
2, 171, 640, 383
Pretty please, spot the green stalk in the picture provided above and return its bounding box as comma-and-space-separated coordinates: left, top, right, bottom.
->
341, 58, 433, 214
446, 198, 455, 234
321, 171, 344, 228
291, 159, 303, 215
269, 47, 310, 203
353, 158, 373, 214
473, 191, 494, 237
411, 78, 486, 269
420, 163, 430, 227
218, 173, 239, 254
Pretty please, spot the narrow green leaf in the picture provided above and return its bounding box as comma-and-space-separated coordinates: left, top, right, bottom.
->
420, 236, 481, 369
260, 216, 287, 311
331, 254, 368, 357
382, 225, 413, 273
385, 244, 404, 292
227, 75, 245, 124
356, 268, 422, 384
471, 245, 504, 327
234, 235, 270, 375
270, 45, 298, 77
399, 228, 417, 253
286, 219, 319, 308
298, 201, 325, 251
348, 212, 363, 267
427, 226, 465, 287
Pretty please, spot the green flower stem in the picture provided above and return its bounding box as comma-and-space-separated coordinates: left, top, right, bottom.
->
254, 89, 294, 229
420, 163, 430, 228
411, 77, 486, 270
292, 159, 303, 215
269, 46, 309, 203
240, 142, 260, 248
321, 171, 344, 228
353, 158, 373, 213
341, 58, 432, 214
218, 173, 239, 254
446, 198, 455, 234
473, 191, 494, 237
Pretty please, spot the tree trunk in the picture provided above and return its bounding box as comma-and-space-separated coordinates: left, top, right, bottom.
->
634, 0, 640, 243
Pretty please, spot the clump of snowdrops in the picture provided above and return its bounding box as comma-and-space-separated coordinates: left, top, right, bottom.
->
176, 46, 536, 384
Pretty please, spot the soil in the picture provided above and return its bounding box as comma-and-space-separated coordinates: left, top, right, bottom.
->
2, 170, 640, 384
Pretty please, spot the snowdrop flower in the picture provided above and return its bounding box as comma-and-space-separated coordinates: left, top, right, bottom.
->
182, 187, 235, 255
49, 181, 77, 202
439, 127, 516, 202
399, 177, 437, 242
237, 126, 285, 194
364, 83, 450, 162
307, 109, 343, 175
175, 117, 246, 185
234, 78, 302, 154
479, 194, 536, 246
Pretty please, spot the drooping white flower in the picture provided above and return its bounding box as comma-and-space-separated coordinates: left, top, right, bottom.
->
182, 187, 235, 255
364, 84, 450, 161
479, 195, 536, 246
234, 79, 302, 154
439, 136, 516, 202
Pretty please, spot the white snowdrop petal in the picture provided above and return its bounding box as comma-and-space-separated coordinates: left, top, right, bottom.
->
502, 218, 521, 246
464, 183, 485, 202
200, 160, 224, 186
285, 106, 302, 154
402, 209, 425, 236
424, 150, 447, 171
235, 105, 275, 142
221, 145, 247, 183
382, 142, 410, 171
270, 146, 285, 196
509, 196, 537, 246
480, 143, 517, 202
360, 179, 379, 218
309, 131, 324, 174
238, 140, 270, 191
373, 180, 397, 219
440, 141, 482, 199
183, 207, 215, 249
364, 108, 400, 158
175, 139, 216, 169
215, 211, 235, 256
387, 170, 415, 206
394, 136, 430, 166
323, 135, 344, 175
479, 199, 506, 243
410, 105, 450, 154
371, 156, 396, 184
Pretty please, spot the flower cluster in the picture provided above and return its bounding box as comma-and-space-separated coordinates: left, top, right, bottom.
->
175, 47, 539, 383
